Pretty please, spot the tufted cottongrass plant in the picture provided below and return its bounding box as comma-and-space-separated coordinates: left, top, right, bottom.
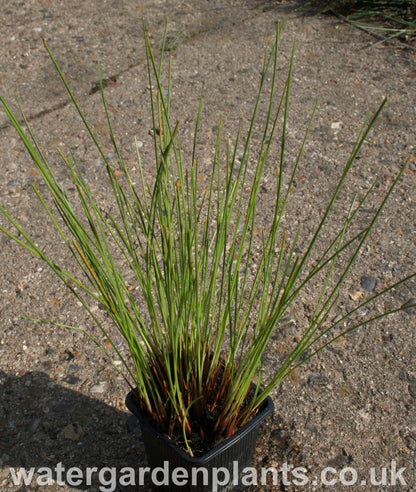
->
1, 22, 415, 456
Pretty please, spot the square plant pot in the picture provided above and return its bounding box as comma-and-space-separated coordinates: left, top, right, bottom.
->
126, 390, 274, 491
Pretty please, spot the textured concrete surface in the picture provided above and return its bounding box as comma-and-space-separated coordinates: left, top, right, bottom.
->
1, 0, 416, 490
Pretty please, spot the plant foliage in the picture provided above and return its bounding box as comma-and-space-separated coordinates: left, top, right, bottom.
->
304, 0, 416, 44
0, 22, 415, 456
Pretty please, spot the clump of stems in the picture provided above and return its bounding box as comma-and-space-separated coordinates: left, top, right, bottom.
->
303, 0, 416, 44
0, 21, 414, 456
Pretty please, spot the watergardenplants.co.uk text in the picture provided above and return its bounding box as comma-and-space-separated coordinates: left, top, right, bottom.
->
9, 459, 408, 491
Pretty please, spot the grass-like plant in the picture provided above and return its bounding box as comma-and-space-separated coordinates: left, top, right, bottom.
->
304, 0, 416, 44
0, 22, 415, 456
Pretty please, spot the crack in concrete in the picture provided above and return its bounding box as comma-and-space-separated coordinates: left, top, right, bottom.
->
1, 1, 273, 131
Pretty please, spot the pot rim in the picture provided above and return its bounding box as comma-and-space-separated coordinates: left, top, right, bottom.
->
125, 390, 274, 465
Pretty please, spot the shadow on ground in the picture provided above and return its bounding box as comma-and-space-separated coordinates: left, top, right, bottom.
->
0, 371, 147, 490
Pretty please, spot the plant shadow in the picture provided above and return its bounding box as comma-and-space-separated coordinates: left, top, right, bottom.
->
0, 370, 150, 490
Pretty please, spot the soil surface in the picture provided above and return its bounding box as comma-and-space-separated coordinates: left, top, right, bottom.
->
1, 1, 416, 491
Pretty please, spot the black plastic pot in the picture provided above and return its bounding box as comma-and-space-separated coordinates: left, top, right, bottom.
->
126, 391, 274, 492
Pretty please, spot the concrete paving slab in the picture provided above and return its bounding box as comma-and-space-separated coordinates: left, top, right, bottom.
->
0, 0, 269, 127
1, 1, 416, 490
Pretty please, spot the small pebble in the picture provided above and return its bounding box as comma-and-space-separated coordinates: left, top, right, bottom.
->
381, 332, 393, 342
42, 422, 51, 432
126, 415, 140, 432
401, 298, 416, 314
270, 429, 289, 449
327, 453, 351, 468
361, 275, 377, 292
307, 374, 329, 387
408, 383, 416, 399
52, 401, 74, 414
90, 381, 107, 394
61, 422, 83, 441
399, 371, 408, 381
349, 290, 363, 301
25, 417, 41, 433
62, 374, 80, 385
6, 179, 19, 187
305, 423, 318, 434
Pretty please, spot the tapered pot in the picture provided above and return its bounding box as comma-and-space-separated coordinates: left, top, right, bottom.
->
126, 390, 274, 492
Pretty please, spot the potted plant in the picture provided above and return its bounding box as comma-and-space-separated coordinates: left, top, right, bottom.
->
0, 22, 414, 491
